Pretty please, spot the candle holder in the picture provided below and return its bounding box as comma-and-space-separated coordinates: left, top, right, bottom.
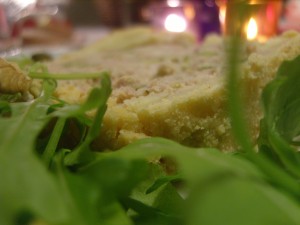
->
217, 0, 283, 42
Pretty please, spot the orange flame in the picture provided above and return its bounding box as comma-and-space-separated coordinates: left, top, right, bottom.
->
246, 18, 258, 40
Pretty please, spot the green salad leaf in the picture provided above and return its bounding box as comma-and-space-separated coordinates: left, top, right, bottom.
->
258, 55, 300, 179
0, 79, 69, 225
51, 150, 134, 225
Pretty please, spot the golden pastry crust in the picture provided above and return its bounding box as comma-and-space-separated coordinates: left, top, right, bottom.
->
49, 28, 300, 151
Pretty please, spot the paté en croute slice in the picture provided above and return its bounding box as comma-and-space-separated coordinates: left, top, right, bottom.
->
49, 27, 300, 151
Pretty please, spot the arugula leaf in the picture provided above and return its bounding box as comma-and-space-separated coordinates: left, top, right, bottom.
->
226, 36, 254, 153
146, 174, 182, 194
63, 73, 112, 166
0, 93, 23, 102
80, 157, 149, 198
0, 80, 69, 225
0, 100, 11, 116
104, 137, 300, 224
29, 71, 108, 80
259, 55, 300, 178
42, 117, 67, 167
187, 177, 300, 225
123, 196, 182, 225
52, 150, 134, 225
128, 161, 184, 225
0, 70, 119, 225
112, 138, 263, 183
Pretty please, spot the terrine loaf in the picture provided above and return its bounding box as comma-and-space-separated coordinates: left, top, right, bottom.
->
49, 27, 300, 151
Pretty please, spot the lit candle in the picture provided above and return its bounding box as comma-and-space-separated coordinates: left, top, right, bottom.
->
147, 0, 196, 34
216, 0, 227, 33
164, 13, 187, 32
246, 17, 258, 40
220, 0, 283, 42
163, 0, 187, 32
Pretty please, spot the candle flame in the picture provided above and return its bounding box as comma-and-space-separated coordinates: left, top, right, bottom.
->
246, 18, 258, 40
164, 14, 187, 32
219, 6, 226, 25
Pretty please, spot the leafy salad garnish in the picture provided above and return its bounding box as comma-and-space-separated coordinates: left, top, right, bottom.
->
1, 42, 300, 225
